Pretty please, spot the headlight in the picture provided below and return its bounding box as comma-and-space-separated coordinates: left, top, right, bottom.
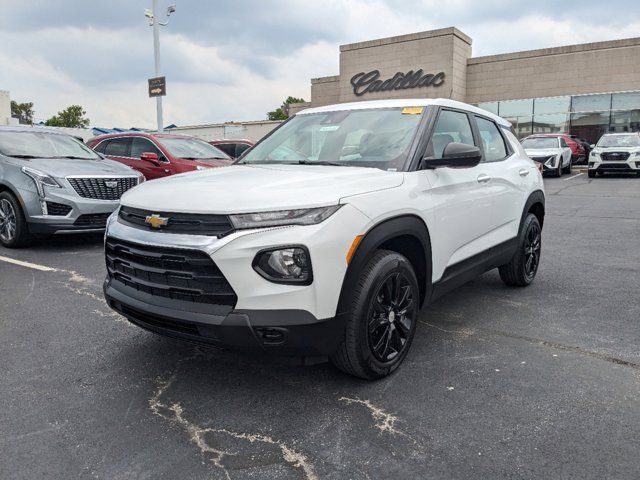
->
21, 167, 62, 197
253, 246, 312, 284
590, 151, 596, 157
229, 205, 342, 229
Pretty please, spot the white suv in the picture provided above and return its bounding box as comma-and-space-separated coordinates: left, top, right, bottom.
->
588, 132, 640, 178
103, 99, 545, 379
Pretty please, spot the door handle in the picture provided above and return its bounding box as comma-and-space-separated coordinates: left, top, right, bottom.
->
477, 174, 491, 184
519, 169, 530, 176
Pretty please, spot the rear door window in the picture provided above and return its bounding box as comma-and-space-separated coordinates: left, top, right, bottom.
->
475, 116, 508, 162
104, 137, 131, 157
235, 143, 251, 157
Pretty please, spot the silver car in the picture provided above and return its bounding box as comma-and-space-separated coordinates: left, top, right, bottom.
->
0, 127, 143, 248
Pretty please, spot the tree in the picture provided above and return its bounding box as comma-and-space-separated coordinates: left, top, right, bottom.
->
45, 105, 90, 128
10, 101, 34, 125
267, 96, 306, 120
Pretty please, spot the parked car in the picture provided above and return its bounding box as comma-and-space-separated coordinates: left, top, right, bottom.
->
209, 139, 254, 159
103, 98, 545, 379
0, 127, 143, 248
588, 132, 640, 178
521, 135, 572, 176
568, 134, 591, 163
87, 133, 233, 180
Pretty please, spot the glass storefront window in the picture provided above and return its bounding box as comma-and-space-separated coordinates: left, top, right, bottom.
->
611, 92, 640, 110
505, 116, 533, 139
534, 96, 570, 115
569, 111, 610, 144
571, 94, 611, 112
499, 99, 533, 117
531, 114, 569, 135
476, 102, 499, 115
609, 109, 640, 133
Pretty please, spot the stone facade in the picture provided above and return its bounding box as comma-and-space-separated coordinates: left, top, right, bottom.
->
308, 28, 640, 107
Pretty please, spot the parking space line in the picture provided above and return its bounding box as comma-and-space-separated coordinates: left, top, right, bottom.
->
0, 255, 58, 272
564, 173, 583, 181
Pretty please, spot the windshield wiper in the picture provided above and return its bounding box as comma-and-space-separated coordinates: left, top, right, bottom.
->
48, 156, 96, 160
7, 154, 40, 159
297, 159, 345, 166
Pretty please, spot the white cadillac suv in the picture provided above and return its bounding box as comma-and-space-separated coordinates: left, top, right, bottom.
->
103, 99, 545, 379
588, 132, 640, 178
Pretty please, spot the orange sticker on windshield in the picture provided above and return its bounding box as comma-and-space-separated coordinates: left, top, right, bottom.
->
401, 107, 424, 115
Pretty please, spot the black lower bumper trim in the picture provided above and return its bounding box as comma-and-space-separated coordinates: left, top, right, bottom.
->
104, 280, 344, 356
28, 222, 106, 234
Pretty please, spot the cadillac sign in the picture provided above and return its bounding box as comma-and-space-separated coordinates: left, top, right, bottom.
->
350, 69, 445, 96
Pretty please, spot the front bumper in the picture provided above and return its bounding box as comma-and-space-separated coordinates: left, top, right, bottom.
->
102, 203, 372, 353
20, 185, 121, 233
588, 159, 640, 172
104, 279, 344, 355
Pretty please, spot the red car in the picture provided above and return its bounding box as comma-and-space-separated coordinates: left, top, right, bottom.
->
528, 133, 585, 162
87, 133, 233, 180
209, 139, 254, 159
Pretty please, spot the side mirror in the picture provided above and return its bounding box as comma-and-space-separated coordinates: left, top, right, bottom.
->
423, 142, 482, 169
590, 144, 596, 149
140, 152, 160, 166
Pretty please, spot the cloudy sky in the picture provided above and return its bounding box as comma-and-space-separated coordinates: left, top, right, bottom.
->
2, 0, 640, 128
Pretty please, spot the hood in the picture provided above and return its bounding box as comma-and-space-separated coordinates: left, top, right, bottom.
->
524, 148, 562, 157
121, 164, 404, 214
15, 157, 137, 178
593, 146, 640, 154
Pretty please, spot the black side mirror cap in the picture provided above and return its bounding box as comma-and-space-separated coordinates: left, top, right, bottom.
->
422, 142, 482, 169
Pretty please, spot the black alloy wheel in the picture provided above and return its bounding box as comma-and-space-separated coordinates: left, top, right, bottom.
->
523, 221, 541, 281
368, 272, 415, 362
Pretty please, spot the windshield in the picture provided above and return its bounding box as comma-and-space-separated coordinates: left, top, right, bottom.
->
160, 137, 230, 160
241, 107, 424, 170
597, 134, 640, 148
521, 137, 559, 149
0, 131, 100, 159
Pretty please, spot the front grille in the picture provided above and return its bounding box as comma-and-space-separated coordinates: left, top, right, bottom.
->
600, 152, 630, 161
74, 213, 112, 227
105, 237, 237, 307
46, 201, 72, 216
600, 163, 632, 170
118, 206, 234, 237
121, 305, 200, 335
67, 177, 138, 200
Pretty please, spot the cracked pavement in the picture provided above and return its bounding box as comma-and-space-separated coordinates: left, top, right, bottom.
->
1, 174, 639, 479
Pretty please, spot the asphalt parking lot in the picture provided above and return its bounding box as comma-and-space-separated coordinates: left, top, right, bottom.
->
1, 172, 639, 480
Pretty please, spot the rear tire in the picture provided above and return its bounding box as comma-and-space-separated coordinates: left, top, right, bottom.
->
0, 191, 34, 248
330, 250, 419, 380
499, 213, 541, 287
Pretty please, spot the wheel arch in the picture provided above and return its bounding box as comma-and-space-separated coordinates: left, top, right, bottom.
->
0, 181, 24, 207
523, 190, 545, 229
336, 215, 433, 316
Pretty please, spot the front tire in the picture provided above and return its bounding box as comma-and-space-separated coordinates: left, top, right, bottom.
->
499, 213, 541, 287
562, 156, 572, 174
0, 191, 34, 248
331, 250, 419, 380
588, 169, 596, 178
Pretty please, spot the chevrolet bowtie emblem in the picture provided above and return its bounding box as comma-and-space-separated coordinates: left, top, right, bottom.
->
145, 214, 169, 229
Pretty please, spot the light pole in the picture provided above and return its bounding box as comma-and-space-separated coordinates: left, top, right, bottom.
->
145, 1, 176, 133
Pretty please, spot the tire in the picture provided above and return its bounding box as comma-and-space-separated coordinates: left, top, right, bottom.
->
0, 191, 34, 248
556, 161, 562, 177
499, 213, 541, 287
330, 249, 420, 380
562, 156, 572, 174
588, 170, 596, 178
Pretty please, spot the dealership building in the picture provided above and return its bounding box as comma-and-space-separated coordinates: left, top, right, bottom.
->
290, 27, 640, 144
